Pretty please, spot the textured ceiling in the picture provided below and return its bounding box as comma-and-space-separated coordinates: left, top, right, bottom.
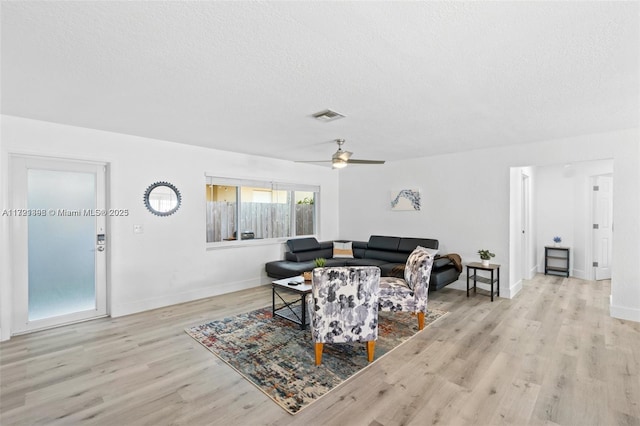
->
1, 1, 638, 164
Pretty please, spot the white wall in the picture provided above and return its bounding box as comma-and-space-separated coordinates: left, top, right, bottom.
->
338, 129, 640, 322
0, 115, 340, 340
2, 118, 637, 341
534, 160, 614, 279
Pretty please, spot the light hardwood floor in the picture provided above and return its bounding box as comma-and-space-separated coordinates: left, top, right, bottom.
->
1, 274, 639, 426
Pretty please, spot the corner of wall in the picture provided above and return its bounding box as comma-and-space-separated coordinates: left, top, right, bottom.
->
506, 279, 522, 299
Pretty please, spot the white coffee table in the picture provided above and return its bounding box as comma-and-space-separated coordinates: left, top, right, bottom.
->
271, 276, 312, 329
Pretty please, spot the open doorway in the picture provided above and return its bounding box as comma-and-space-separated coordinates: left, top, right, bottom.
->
509, 159, 613, 295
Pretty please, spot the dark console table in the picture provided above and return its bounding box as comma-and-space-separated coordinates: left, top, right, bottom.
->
466, 262, 500, 302
544, 246, 570, 277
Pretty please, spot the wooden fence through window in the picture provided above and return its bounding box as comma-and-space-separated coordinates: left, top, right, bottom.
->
206, 202, 314, 242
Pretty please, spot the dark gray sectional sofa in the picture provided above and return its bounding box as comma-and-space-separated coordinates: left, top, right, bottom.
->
265, 235, 462, 291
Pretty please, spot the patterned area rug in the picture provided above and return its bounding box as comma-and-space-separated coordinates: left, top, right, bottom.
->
185, 307, 447, 414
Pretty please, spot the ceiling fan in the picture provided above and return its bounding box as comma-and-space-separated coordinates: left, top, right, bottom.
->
297, 139, 385, 169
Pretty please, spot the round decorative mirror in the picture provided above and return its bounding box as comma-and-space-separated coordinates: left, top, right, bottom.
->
143, 181, 182, 216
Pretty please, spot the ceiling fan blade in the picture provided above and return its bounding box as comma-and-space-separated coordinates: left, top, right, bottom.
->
296, 139, 384, 167
346, 159, 386, 165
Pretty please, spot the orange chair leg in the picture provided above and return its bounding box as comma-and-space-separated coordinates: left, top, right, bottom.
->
366, 341, 376, 362
315, 343, 324, 366
418, 312, 425, 330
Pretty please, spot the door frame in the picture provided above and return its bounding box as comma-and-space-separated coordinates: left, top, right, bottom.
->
9, 154, 110, 335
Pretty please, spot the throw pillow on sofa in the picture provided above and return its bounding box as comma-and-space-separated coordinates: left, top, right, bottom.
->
333, 241, 354, 258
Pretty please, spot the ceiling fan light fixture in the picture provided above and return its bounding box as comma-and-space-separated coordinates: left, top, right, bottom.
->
311, 109, 345, 122
332, 158, 348, 169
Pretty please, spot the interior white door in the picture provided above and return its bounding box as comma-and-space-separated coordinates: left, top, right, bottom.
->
592, 175, 613, 281
521, 173, 530, 280
11, 156, 107, 334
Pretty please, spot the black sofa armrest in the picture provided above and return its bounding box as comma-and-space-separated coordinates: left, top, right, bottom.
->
433, 256, 454, 269
285, 247, 333, 262
286, 237, 321, 252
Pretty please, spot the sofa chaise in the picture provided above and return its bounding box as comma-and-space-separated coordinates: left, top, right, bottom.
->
265, 235, 462, 291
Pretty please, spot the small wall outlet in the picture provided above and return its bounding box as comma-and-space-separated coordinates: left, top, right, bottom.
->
133, 224, 143, 234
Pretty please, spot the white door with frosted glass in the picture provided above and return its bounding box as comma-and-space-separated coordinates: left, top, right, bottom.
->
11, 157, 107, 334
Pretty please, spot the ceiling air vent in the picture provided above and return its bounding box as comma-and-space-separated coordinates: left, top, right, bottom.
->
311, 109, 345, 122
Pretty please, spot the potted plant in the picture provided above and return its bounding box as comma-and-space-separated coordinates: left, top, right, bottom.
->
477, 249, 495, 267
553, 236, 562, 247
303, 258, 326, 281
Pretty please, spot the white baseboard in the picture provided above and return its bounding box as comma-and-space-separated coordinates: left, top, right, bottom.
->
507, 279, 522, 299
571, 268, 586, 280
610, 303, 640, 323
110, 277, 268, 318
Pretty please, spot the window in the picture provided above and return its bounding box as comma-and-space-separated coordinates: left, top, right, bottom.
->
205, 177, 318, 243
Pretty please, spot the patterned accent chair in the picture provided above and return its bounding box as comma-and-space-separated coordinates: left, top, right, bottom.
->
308, 266, 381, 366
378, 246, 435, 330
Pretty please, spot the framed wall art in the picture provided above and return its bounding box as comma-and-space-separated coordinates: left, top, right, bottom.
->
390, 189, 421, 211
